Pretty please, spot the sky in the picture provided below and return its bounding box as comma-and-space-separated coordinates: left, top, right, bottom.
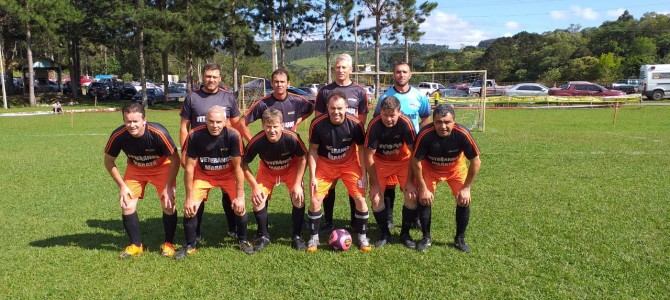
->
361, 0, 670, 49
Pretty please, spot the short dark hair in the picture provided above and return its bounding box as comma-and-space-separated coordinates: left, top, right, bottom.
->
380, 96, 400, 111
262, 108, 283, 124
327, 91, 347, 106
433, 104, 455, 119
122, 102, 145, 118
271, 68, 290, 82
394, 62, 411, 71
202, 63, 221, 74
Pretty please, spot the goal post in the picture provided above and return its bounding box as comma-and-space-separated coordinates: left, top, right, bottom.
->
240, 75, 267, 115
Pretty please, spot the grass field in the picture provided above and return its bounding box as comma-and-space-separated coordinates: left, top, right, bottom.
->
1, 105, 668, 298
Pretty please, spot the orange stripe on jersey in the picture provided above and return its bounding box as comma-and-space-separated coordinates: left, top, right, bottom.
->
345, 114, 364, 134
283, 130, 308, 153
226, 126, 244, 154
309, 114, 329, 139
245, 95, 273, 116
104, 127, 129, 153
183, 125, 208, 154
452, 126, 480, 155
413, 126, 436, 153
398, 115, 417, 139
147, 125, 175, 154
246, 131, 266, 151
363, 115, 383, 146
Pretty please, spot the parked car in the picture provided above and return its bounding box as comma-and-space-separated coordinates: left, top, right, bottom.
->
167, 84, 187, 101
416, 82, 446, 96
504, 83, 549, 96
89, 81, 112, 99
611, 79, 641, 94
132, 88, 165, 105
35, 79, 60, 92
640, 64, 670, 100
468, 79, 507, 97
549, 81, 625, 97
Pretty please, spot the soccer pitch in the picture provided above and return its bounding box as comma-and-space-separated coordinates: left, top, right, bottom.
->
0, 106, 668, 298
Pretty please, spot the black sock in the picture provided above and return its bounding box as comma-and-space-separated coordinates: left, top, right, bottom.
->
222, 193, 237, 233
323, 189, 335, 225
384, 187, 395, 223
349, 196, 356, 228
122, 212, 141, 246
195, 202, 205, 237
456, 206, 470, 239
292, 205, 305, 237
162, 212, 177, 243
308, 210, 323, 235
353, 209, 369, 235
183, 215, 198, 247
373, 209, 390, 237
418, 204, 432, 239
235, 213, 249, 242
401, 206, 417, 236
254, 205, 269, 238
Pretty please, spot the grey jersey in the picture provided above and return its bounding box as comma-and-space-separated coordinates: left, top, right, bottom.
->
180, 87, 240, 128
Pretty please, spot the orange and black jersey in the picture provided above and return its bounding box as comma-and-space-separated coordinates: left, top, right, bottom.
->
245, 93, 314, 130
309, 114, 365, 161
365, 115, 416, 161
315, 82, 369, 116
184, 126, 243, 174
413, 124, 480, 171
180, 88, 240, 128
104, 122, 177, 168
244, 130, 307, 171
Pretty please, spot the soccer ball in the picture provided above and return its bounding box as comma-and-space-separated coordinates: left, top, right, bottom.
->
328, 228, 352, 251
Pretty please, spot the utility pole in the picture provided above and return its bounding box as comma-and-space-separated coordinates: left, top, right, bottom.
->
1, 39, 7, 109
354, 14, 358, 83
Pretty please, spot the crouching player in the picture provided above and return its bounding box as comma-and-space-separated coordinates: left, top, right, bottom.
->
242, 108, 308, 252
176, 106, 252, 259
307, 91, 370, 253
103, 103, 180, 258
364, 96, 418, 248
411, 104, 481, 253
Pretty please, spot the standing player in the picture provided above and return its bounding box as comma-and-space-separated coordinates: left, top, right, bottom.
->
374, 62, 431, 231
314, 53, 369, 232
240, 68, 313, 136
243, 109, 308, 252
411, 104, 481, 253
307, 92, 370, 253
179, 63, 248, 242
104, 103, 180, 258
175, 106, 252, 259
364, 96, 418, 248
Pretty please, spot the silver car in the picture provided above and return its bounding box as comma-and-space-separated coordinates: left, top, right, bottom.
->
504, 83, 549, 96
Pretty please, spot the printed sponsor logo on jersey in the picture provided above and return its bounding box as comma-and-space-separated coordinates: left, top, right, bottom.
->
378, 143, 402, 156
287, 111, 295, 115
283, 121, 295, 129
128, 154, 160, 167
427, 155, 457, 166
346, 107, 358, 115
197, 115, 206, 123
266, 158, 291, 170
200, 156, 231, 170
342, 137, 352, 142
326, 145, 350, 160
281, 152, 290, 156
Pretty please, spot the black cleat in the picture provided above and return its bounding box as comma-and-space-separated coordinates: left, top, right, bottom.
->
374, 238, 388, 248
292, 236, 306, 251
319, 222, 334, 233
239, 240, 255, 255
417, 237, 432, 252
399, 234, 416, 249
174, 244, 197, 260
253, 236, 271, 252
454, 236, 471, 253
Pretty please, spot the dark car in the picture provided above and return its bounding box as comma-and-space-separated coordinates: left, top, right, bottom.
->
89, 82, 112, 99
548, 81, 625, 97
611, 79, 641, 94
132, 88, 165, 105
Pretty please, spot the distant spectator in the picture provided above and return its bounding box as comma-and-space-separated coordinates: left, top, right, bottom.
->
52, 100, 63, 114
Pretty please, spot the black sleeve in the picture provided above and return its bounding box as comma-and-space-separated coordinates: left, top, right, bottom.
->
293, 134, 307, 156
243, 140, 260, 164
413, 133, 430, 160
185, 133, 199, 159
229, 131, 242, 157
354, 122, 365, 145
315, 89, 327, 114
365, 123, 380, 149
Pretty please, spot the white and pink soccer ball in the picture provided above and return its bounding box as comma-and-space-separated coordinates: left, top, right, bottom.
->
328, 228, 352, 251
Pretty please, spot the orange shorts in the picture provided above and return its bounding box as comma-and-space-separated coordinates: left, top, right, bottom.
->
314, 157, 363, 199
256, 161, 303, 196
374, 158, 411, 189
421, 161, 467, 196
124, 163, 172, 199
192, 169, 238, 201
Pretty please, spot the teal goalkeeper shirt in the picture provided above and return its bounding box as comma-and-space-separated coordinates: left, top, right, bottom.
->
374, 86, 431, 133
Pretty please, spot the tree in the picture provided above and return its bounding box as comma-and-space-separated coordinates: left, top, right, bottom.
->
357, 0, 398, 98
315, 0, 354, 82
597, 52, 623, 83
387, 0, 437, 64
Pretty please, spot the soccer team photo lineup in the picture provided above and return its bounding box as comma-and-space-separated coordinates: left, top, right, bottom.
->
105, 57, 481, 258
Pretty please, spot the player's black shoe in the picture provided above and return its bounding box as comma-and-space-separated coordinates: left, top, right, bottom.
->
399, 234, 416, 249
292, 236, 306, 251
174, 244, 196, 260
374, 232, 391, 248
453, 236, 471, 253
319, 222, 334, 234
253, 236, 271, 252
239, 240, 255, 255
417, 237, 432, 252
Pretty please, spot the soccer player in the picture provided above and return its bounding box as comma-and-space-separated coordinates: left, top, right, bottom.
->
307, 92, 370, 253
104, 103, 180, 258
411, 104, 481, 253
314, 53, 369, 233
242, 108, 308, 252
175, 106, 252, 259
373, 62, 431, 231
364, 96, 418, 248
179, 63, 247, 243
240, 68, 314, 137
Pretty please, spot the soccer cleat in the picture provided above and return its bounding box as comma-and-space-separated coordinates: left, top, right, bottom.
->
399, 234, 416, 250
374, 237, 389, 248
454, 236, 471, 253
292, 236, 306, 251
253, 236, 271, 252
119, 244, 144, 259
358, 234, 372, 253
160, 242, 176, 257
416, 237, 432, 252
239, 240, 255, 255
174, 245, 197, 260
306, 235, 319, 253
319, 222, 334, 234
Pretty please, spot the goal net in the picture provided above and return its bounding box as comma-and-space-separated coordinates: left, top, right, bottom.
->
240, 75, 268, 115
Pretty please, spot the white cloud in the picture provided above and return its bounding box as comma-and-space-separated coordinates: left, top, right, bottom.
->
607, 8, 626, 17
418, 11, 489, 48
550, 10, 567, 20
505, 21, 520, 30
571, 6, 599, 20
503, 32, 514, 37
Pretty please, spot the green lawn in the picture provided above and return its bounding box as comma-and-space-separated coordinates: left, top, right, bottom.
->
0, 106, 668, 298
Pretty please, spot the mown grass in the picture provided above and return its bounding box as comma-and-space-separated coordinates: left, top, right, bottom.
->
0, 105, 668, 298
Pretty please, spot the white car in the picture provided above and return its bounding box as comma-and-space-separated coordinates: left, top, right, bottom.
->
504, 83, 549, 96
417, 82, 446, 96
